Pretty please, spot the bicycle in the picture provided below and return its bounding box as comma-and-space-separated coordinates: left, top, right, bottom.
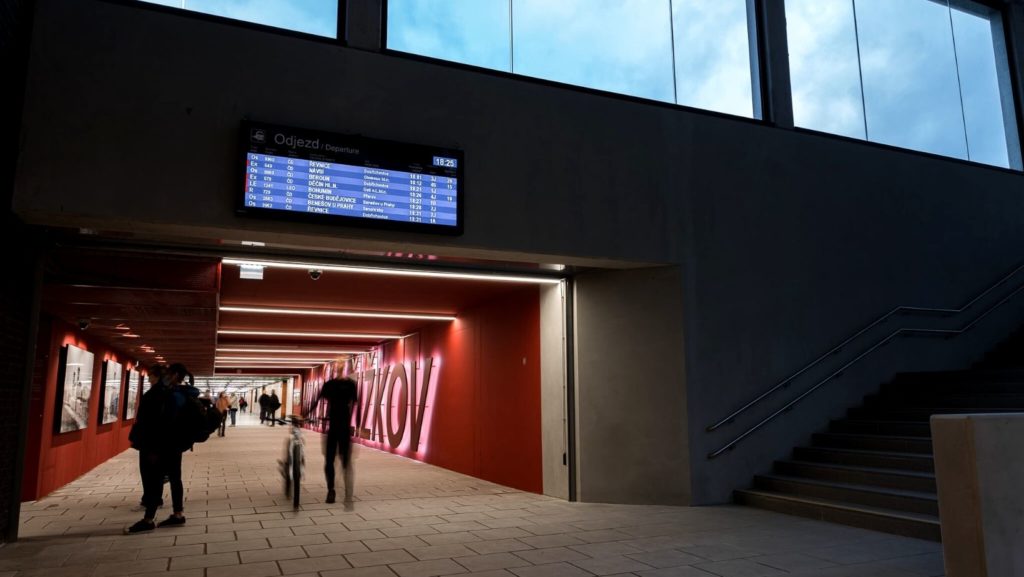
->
279, 414, 305, 509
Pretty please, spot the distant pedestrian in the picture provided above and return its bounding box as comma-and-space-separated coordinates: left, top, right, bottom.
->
228, 394, 239, 426
239, 397, 248, 413
267, 391, 282, 426
216, 392, 231, 437
258, 391, 270, 424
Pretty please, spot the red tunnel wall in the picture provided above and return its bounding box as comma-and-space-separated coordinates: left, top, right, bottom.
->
306, 286, 542, 493
22, 316, 141, 501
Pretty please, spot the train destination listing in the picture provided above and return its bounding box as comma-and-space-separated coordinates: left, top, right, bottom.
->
244, 153, 459, 226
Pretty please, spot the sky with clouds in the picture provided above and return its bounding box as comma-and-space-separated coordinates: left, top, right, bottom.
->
140, 0, 1018, 168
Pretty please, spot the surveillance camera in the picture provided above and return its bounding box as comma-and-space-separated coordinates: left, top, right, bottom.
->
77, 318, 91, 330
308, 269, 323, 280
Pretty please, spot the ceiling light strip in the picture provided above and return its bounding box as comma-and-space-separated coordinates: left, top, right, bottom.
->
219, 305, 455, 321
216, 348, 367, 354
222, 258, 562, 285
218, 329, 398, 339
215, 357, 339, 362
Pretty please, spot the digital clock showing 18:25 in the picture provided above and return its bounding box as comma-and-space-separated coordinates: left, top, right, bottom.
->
432, 156, 458, 168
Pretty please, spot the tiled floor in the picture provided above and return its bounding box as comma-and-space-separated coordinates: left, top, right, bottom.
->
1, 414, 945, 577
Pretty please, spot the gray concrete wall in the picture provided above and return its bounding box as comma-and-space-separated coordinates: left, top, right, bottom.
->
14, 0, 1024, 504
539, 283, 568, 499
574, 266, 690, 505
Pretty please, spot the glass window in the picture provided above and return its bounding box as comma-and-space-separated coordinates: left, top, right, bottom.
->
786, 0, 1019, 169
138, 0, 338, 38
856, 0, 967, 160
512, 0, 675, 103
786, 0, 865, 139
387, 0, 511, 71
951, 5, 1018, 169
673, 0, 758, 118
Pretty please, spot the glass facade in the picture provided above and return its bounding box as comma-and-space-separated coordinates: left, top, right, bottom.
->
387, 0, 761, 118
138, 0, 338, 38
138, 0, 1021, 169
387, 0, 510, 71
787, 0, 1020, 169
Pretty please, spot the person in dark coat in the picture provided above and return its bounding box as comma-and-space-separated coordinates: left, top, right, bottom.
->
267, 391, 282, 426
314, 378, 359, 507
126, 363, 200, 533
258, 391, 270, 424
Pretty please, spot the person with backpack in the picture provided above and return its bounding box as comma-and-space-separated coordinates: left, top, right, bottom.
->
239, 396, 248, 413
126, 362, 199, 533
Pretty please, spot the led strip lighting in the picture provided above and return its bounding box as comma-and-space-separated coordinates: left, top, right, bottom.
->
222, 258, 563, 284
219, 305, 455, 321
218, 330, 398, 339
216, 348, 367, 354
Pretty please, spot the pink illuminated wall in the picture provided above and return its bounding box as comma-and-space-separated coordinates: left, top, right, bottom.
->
302, 287, 542, 493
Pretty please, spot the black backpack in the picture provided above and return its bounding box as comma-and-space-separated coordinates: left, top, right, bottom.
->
177, 396, 223, 449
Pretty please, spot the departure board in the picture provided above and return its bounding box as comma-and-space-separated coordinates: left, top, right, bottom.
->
239, 121, 463, 234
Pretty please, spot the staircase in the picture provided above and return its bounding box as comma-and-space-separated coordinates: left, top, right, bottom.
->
735, 330, 1024, 541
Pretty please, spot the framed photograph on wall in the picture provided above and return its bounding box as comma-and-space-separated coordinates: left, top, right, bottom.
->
124, 368, 141, 420
55, 343, 95, 434
99, 360, 122, 425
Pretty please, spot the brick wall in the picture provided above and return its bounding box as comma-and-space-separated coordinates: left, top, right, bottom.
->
0, 0, 37, 543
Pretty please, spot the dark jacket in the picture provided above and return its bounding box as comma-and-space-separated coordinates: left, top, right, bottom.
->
129, 382, 200, 453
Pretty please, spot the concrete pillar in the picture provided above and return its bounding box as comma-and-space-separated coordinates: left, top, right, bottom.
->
573, 266, 690, 505
346, 0, 383, 52
1005, 1, 1024, 169
932, 413, 1024, 577
540, 283, 569, 499
755, 0, 794, 127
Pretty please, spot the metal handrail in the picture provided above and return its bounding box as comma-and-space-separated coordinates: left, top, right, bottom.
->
706, 261, 1024, 434
707, 274, 1024, 459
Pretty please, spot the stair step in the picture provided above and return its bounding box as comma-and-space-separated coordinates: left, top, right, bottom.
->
866, 393, 1024, 408
829, 419, 931, 437
753, 474, 938, 516
881, 381, 1024, 394
848, 407, 1023, 421
793, 447, 935, 473
894, 369, 1024, 383
734, 489, 941, 541
774, 460, 936, 493
812, 432, 933, 454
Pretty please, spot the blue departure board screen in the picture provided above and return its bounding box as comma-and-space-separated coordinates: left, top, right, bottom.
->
239, 121, 463, 234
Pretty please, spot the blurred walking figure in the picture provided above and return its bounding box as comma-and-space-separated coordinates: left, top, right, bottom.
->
314, 377, 359, 508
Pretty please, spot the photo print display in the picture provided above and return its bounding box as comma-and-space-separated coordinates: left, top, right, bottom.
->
124, 368, 141, 420
99, 360, 122, 425
56, 343, 95, 434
